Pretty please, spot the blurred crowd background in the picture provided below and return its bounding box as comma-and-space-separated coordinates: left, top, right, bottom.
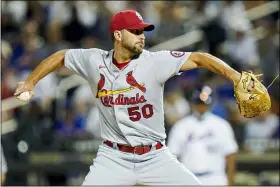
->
1, 0, 279, 186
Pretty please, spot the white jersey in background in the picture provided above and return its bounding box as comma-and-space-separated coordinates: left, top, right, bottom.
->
168, 112, 238, 185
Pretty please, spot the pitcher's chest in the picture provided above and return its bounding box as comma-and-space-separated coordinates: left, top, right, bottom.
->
94, 62, 159, 107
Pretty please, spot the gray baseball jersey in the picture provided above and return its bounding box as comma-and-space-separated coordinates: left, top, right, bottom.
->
64, 48, 191, 146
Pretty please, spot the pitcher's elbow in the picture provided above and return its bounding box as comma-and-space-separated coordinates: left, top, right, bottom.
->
189, 52, 208, 66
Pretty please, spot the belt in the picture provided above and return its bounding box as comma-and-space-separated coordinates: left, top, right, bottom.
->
104, 140, 163, 155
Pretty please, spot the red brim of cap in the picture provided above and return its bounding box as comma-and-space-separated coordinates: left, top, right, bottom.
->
127, 22, 155, 31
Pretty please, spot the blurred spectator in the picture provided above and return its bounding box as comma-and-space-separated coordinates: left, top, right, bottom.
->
157, 2, 189, 42
220, 1, 252, 35
32, 72, 58, 112
48, 1, 99, 45
86, 106, 102, 140
8, 20, 58, 112
2, 1, 48, 37
186, 1, 227, 56
164, 89, 190, 137
2, 40, 17, 123
1, 40, 15, 100
186, 1, 222, 28
54, 107, 89, 139
1, 1, 21, 41
1, 69, 17, 101
2, 40, 12, 70
244, 111, 279, 154
104, 1, 128, 14
257, 17, 279, 86
271, 123, 280, 140
72, 85, 93, 118
270, 81, 280, 116
1, 1, 27, 25
10, 20, 45, 69
53, 84, 95, 140
227, 101, 249, 149
44, 22, 72, 55
141, 2, 164, 41
25, 1, 48, 35
221, 22, 260, 71
72, 85, 100, 138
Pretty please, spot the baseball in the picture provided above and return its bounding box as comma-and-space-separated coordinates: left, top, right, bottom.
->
17, 91, 31, 102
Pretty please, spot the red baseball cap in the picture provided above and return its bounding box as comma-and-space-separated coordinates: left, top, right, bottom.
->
110, 10, 155, 33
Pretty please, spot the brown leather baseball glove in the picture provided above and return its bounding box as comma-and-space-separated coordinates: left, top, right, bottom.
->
234, 71, 271, 118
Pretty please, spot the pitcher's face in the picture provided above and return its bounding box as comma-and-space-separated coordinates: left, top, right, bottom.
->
121, 29, 145, 55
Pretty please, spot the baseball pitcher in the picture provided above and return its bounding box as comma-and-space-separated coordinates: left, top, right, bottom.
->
14, 10, 271, 185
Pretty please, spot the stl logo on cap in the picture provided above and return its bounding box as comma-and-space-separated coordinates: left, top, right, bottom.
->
135, 11, 143, 21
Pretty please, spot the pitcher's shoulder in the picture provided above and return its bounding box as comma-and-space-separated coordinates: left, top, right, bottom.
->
141, 49, 168, 56
69, 48, 111, 60
83, 48, 109, 55
141, 49, 177, 60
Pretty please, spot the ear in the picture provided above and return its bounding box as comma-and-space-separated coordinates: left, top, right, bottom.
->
114, 31, 122, 41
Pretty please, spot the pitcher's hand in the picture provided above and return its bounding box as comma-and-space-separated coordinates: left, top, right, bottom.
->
14, 81, 35, 102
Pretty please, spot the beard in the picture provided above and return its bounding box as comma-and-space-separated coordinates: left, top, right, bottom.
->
122, 40, 144, 55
